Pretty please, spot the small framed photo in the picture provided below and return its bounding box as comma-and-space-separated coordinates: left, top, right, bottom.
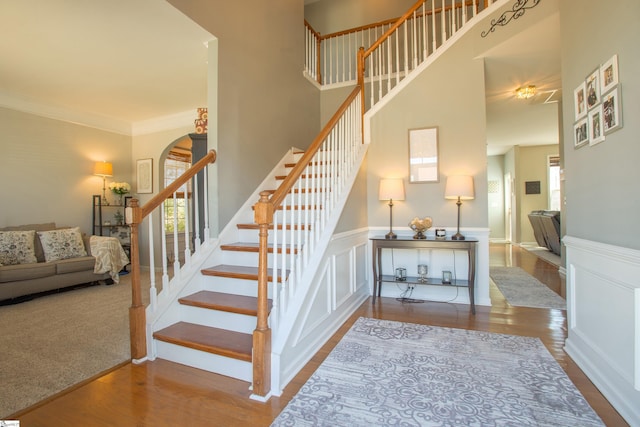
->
602, 86, 622, 134
600, 54, 618, 94
574, 118, 589, 148
588, 105, 605, 146
136, 158, 153, 194
573, 82, 587, 120
586, 69, 600, 110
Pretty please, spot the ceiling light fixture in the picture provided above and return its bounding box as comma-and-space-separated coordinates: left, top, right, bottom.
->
515, 85, 537, 99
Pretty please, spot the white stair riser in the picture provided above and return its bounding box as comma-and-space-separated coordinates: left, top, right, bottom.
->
218, 251, 303, 267
156, 341, 252, 383
237, 228, 311, 244
202, 275, 274, 299
179, 305, 257, 334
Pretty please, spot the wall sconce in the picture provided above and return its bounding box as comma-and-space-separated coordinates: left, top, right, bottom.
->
515, 85, 536, 99
444, 175, 474, 241
94, 161, 113, 205
379, 178, 405, 239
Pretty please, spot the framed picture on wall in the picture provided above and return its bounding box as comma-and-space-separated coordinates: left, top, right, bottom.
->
408, 127, 439, 183
600, 54, 618, 94
136, 158, 153, 194
588, 105, 605, 146
574, 117, 588, 148
573, 82, 587, 120
586, 69, 600, 110
602, 86, 622, 134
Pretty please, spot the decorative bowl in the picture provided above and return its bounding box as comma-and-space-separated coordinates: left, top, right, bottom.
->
409, 216, 433, 239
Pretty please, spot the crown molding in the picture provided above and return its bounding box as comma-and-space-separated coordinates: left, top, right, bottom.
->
0, 90, 196, 136
0, 90, 132, 135
131, 110, 195, 136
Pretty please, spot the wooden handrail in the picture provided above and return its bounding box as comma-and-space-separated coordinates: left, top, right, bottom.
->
268, 86, 362, 209
127, 149, 217, 360
252, 84, 362, 397
141, 150, 217, 219
320, 0, 479, 43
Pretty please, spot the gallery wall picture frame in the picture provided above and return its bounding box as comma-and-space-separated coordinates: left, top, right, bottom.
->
574, 117, 589, 148
602, 86, 622, 134
573, 81, 587, 120
408, 126, 439, 183
586, 69, 600, 110
600, 54, 619, 94
588, 105, 605, 146
136, 158, 153, 194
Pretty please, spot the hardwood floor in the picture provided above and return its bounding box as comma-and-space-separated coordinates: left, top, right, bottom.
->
13, 244, 627, 426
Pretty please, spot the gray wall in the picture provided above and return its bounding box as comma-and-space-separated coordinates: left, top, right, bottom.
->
0, 107, 132, 233
304, 0, 415, 34
516, 144, 559, 244
560, 0, 640, 250
367, 31, 488, 233
168, 0, 321, 230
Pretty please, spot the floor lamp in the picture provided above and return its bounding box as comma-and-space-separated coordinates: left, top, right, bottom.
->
444, 175, 474, 240
379, 178, 405, 239
94, 161, 113, 205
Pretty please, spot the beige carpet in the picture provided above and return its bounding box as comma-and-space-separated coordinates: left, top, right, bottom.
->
0, 273, 155, 417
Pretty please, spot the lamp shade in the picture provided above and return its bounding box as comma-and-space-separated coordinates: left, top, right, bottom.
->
94, 161, 113, 177
379, 178, 405, 201
444, 175, 474, 200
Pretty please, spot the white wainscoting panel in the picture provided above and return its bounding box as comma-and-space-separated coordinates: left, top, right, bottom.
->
564, 236, 640, 426
273, 229, 370, 395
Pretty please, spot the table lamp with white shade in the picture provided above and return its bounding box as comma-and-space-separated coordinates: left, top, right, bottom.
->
444, 175, 474, 240
379, 178, 405, 239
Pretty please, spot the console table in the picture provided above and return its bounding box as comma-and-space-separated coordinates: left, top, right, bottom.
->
371, 236, 477, 314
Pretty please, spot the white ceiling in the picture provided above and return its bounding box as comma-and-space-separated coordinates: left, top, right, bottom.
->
482, 11, 562, 156
0, 0, 214, 135
0, 1, 561, 152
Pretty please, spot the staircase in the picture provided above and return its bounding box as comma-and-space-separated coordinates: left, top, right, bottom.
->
150, 149, 306, 383
126, 0, 504, 401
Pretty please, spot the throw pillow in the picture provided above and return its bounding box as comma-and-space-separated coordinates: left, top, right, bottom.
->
0, 230, 38, 265
37, 227, 87, 262
0, 252, 19, 266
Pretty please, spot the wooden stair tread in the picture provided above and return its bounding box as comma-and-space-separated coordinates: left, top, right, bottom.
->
221, 242, 299, 254
179, 291, 272, 316
201, 264, 289, 282
153, 322, 252, 362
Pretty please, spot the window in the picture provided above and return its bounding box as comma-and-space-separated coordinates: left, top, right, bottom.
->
548, 155, 561, 211
164, 149, 192, 233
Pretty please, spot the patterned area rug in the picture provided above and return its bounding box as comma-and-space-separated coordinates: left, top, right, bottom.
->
490, 266, 566, 310
272, 318, 603, 426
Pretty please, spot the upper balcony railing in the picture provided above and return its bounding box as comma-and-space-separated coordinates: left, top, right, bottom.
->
306, 0, 495, 104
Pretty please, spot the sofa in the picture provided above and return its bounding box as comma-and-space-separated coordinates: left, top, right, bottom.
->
0, 223, 114, 302
527, 210, 561, 255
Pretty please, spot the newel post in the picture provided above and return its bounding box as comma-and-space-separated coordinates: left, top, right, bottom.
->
127, 198, 147, 360
252, 191, 273, 397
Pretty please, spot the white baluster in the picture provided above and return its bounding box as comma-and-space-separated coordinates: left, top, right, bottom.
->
441, 0, 446, 44
422, 3, 428, 60
432, 0, 437, 52
148, 215, 157, 312
182, 183, 190, 266
171, 192, 180, 284
160, 200, 169, 290
403, 22, 409, 77
202, 166, 209, 242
